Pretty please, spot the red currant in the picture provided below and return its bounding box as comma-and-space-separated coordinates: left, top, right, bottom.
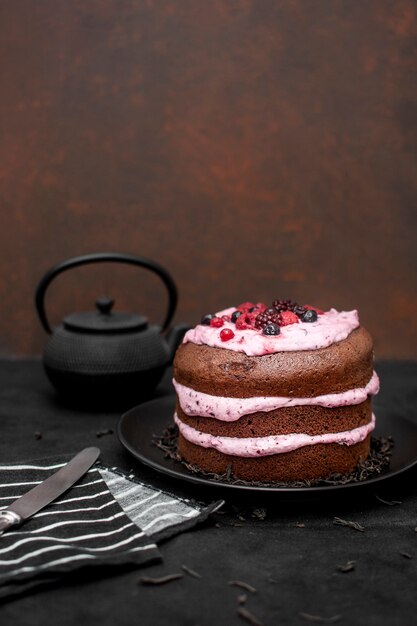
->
210, 316, 224, 328
220, 328, 234, 341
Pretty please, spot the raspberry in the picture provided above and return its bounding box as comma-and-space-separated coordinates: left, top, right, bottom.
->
235, 312, 257, 329
210, 316, 224, 328
220, 328, 234, 342
279, 311, 299, 326
248, 302, 267, 313
237, 301, 256, 312
255, 308, 281, 329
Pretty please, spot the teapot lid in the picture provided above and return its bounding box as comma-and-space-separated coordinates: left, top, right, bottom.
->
63, 298, 148, 334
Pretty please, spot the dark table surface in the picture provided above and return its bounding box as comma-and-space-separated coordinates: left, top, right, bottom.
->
1, 359, 417, 625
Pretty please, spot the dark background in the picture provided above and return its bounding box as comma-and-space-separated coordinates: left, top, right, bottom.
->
0, 0, 416, 359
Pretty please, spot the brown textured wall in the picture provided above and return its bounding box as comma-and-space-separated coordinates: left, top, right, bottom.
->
0, 0, 416, 359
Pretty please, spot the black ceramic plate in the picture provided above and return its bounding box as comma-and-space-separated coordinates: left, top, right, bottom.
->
117, 395, 417, 494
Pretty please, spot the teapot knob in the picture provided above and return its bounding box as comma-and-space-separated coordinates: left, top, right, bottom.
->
96, 298, 114, 315
35, 252, 177, 334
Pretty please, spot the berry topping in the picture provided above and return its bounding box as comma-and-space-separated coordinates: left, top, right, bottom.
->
279, 311, 299, 326
237, 301, 256, 312
292, 305, 307, 318
301, 309, 318, 323
235, 312, 257, 330
255, 308, 281, 329
262, 323, 280, 336
201, 298, 322, 334
272, 299, 298, 312
231, 310, 242, 323
210, 316, 224, 328
201, 314, 214, 325
220, 328, 234, 342
248, 302, 267, 313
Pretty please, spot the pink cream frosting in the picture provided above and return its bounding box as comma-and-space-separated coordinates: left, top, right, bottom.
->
174, 412, 376, 458
173, 371, 380, 422
183, 308, 360, 356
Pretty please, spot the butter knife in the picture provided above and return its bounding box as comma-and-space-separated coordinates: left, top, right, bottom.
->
0, 447, 100, 535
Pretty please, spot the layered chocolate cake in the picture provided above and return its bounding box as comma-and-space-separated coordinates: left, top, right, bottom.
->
172, 300, 379, 482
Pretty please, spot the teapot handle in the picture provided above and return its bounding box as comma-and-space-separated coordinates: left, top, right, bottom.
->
35, 252, 178, 334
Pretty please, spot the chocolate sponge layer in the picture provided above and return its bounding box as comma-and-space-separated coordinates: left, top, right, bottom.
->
178, 433, 371, 482
173, 327, 373, 398
176, 398, 372, 438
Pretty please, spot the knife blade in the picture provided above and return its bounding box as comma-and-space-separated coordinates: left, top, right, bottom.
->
0, 446, 100, 535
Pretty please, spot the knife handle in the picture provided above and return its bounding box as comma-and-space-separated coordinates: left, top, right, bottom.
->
0, 510, 22, 535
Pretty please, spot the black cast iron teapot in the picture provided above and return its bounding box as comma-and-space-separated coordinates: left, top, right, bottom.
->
35, 252, 189, 409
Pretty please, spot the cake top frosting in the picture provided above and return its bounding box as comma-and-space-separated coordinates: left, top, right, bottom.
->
183, 299, 360, 356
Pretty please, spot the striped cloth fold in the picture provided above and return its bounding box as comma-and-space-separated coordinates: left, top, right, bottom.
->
0, 455, 222, 600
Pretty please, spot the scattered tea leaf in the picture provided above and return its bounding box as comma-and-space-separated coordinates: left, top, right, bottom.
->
96, 428, 114, 438
400, 552, 413, 559
237, 607, 264, 626
181, 564, 202, 578
230, 505, 247, 522
299, 612, 342, 623
251, 508, 267, 520
138, 573, 184, 585
228, 580, 257, 593
238, 593, 247, 605
336, 560, 356, 573
374, 494, 402, 506
333, 517, 365, 532
295, 522, 305, 528
34, 431, 42, 440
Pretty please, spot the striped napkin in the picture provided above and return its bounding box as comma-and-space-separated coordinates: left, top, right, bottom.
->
0, 455, 222, 600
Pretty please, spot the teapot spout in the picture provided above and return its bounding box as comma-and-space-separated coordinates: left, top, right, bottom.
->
165, 323, 191, 363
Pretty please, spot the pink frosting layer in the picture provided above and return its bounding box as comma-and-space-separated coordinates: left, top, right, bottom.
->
183, 308, 360, 356
174, 412, 376, 458
173, 371, 380, 422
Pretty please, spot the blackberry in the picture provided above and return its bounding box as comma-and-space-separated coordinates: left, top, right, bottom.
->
301, 309, 318, 323
262, 323, 280, 336
255, 308, 281, 329
293, 305, 307, 318
272, 299, 298, 312
201, 314, 214, 325
231, 310, 242, 323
